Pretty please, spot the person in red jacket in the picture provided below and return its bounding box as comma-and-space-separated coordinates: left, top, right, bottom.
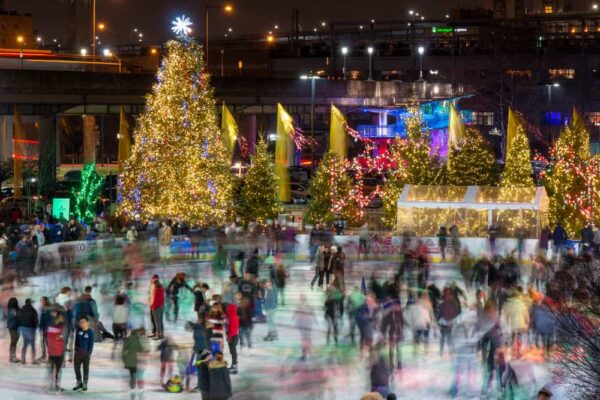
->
47, 311, 66, 393
151, 280, 166, 340
224, 302, 239, 374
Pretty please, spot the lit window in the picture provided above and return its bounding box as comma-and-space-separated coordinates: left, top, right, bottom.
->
544, 112, 562, 126
548, 68, 575, 79
474, 112, 494, 126
587, 112, 600, 126
506, 69, 532, 78
544, 5, 553, 13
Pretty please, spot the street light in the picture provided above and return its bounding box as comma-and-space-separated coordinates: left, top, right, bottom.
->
546, 82, 560, 105
417, 45, 425, 80
80, 48, 88, 56
98, 22, 106, 31
300, 74, 320, 163
205, 4, 234, 71
367, 46, 374, 81
341, 46, 348, 79
17, 36, 24, 69
593, 3, 599, 10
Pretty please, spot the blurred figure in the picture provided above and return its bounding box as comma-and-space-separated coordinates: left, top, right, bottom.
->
502, 289, 530, 356
166, 272, 192, 323
207, 351, 232, 400
122, 328, 148, 400
46, 309, 66, 393
263, 279, 278, 341
437, 225, 448, 262
369, 347, 391, 398
7, 297, 20, 363
112, 293, 129, 359
158, 336, 176, 386
150, 277, 166, 340
18, 298, 39, 365
310, 245, 323, 290
274, 264, 287, 306
73, 316, 94, 392
294, 294, 317, 361
158, 221, 172, 266
438, 288, 460, 356
224, 302, 239, 374
405, 293, 434, 356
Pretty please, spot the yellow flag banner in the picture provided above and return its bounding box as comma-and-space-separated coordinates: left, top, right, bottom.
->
507, 107, 518, 150
221, 102, 238, 159
448, 103, 466, 148
330, 104, 348, 160
276, 103, 293, 203
118, 107, 131, 173
13, 107, 24, 199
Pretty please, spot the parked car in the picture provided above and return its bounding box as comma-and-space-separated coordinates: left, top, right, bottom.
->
290, 183, 309, 204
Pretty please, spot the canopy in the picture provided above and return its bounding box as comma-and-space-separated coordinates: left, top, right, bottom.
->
396, 185, 549, 238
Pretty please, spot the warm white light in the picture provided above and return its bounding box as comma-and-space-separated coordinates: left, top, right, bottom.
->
418, 46, 425, 55
36, 37, 42, 42
321, 21, 326, 27
593, 3, 599, 9
80, 48, 88, 56
300, 75, 309, 80
103, 48, 111, 57
409, 10, 414, 15
172, 15, 193, 36
445, 14, 450, 18
553, 82, 560, 87
274, 25, 279, 29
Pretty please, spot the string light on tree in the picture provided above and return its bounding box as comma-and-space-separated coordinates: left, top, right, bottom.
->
72, 163, 104, 222
118, 39, 234, 225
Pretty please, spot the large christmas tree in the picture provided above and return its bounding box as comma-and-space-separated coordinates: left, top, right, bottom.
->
447, 128, 499, 186
501, 109, 533, 187
239, 139, 279, 224
118, 40, 233, 224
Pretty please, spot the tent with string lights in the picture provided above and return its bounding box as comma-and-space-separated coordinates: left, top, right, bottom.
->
396, 185, 549, 238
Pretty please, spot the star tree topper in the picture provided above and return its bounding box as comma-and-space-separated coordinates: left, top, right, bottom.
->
172, 15, 193, 37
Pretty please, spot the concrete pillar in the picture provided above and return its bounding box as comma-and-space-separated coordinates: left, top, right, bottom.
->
243, 114, 257, 155
82, 115, 96, 164
38, 117, 56, 197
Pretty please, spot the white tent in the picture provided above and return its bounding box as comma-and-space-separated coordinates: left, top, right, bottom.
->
396, 185, 549, 237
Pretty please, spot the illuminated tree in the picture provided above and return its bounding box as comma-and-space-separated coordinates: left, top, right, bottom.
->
381, 109, 442, 227
541, 120, 596, 236
447, 128, 499, 186
306, 151, 358, 225
72, 162, 104, 222
118, 40, 234, 224
501, 111, 533, 187
239, 139, 279, 224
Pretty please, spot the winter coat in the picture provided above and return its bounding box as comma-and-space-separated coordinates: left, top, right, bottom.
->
264, 288, 278, 311
74, 294, 99, 321
503, 297, 530, 332
74, 328, 94, 355
112, 304, 129, 325
370, 356, 390, 388
190, 322, 209, 353
438, 299, 460, 325
552, 226, 567, 245
532, 303, 556, 336
40, 307, 52, 331
7, 308, 19, 330
208, 359, 232, 400
405, 300, 432, 330
158, 226, 172, 246
194, 288, 206, 313
122, 332, 146, 368
225, 303, 239, 340
17, 304, 38, 329
151, 286, 166, 311
47, 324, 65, 357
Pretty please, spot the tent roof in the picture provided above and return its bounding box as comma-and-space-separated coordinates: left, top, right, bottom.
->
397, 185, 549, 211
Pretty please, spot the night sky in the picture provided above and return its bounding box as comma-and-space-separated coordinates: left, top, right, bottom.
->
4, 0, 468, 45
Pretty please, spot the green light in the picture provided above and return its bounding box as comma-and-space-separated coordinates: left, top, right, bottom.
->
71, 162, 104, 222
432, 26, 453, 33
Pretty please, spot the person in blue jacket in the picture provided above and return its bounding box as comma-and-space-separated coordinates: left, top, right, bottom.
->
73, 316, 94, 392
7, 297, 20, 363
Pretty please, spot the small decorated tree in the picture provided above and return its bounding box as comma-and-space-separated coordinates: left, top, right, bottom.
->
239, 140, 279, 224
501, 110, 534, 187
72, 162, 104, 222
306, 151, 358, 225
447, 128, 499, 186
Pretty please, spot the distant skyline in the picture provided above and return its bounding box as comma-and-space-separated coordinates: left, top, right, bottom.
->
5, 0, 480, 46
